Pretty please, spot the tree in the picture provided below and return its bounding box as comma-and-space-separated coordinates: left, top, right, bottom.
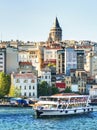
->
38, 81, 48, 97
0, 72, 11, 97
9, 85, 21, 97
38, 81, 59, 97
14, 87, 21, 97
51, 85, 59, 95
64, 87, 72, 93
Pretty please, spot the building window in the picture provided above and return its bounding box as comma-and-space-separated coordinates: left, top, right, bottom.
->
16, 79, 20, 83
20, 86, 21, 89
29, 92, 31, 97
29, 86, 31, 89
24, 79, 27, 83
33, 86, 35, 90
33, 92, 35, 96
24, 92, 26, 96
45, 76, 47, 79
24, 86, 26, 89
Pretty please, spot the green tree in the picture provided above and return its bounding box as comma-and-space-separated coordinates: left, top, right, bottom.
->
38, 81, 59, 97
38, 81, 48, 97
0, 72, 11, 97
64, 87, 72, 93
14, 87, 21, 97
9, 85, 15, 97
9, 85, 21, 97
51, 85, 59, 95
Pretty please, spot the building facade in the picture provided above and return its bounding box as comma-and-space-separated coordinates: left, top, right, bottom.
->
56, 49, 65, 74
11, 73, 37, 98
75, 50, 85, 70
0, 48, 6, 73
85, 51, 97, 76
65, 48, 77, 75
40, 68, 52, 86
6, 46, 19, 74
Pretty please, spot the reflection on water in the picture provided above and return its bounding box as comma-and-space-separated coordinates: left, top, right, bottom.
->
0, 107, 97, 130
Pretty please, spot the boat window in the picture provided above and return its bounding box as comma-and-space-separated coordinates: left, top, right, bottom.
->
58, 104, 62, 109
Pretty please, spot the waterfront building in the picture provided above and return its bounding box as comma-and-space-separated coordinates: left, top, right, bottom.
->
89, 85, 97, 97
71, 84, 78, 92
48, 17, 62, 42
64, 76, 71, 88
76, 70, 87, 94
55, 82, 66, 92
6, 45, 19, 74
70, 69, 87, 94
75, 50, 85, 70
11, 72, 37, 98
18, 51, 29, 62
18, 61, 33, 73
40, 67, 52, 86
84, 51, 97, 76
65, 48, 77, 75
93, 44, 97, 52
75, 44, 92, 53
56, 49, 65, 74
43, 46, 61, 67
18, 43, 43, 76
0, 48, 6, 73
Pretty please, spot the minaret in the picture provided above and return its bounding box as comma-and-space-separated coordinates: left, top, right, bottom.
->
48, 17, 62, 42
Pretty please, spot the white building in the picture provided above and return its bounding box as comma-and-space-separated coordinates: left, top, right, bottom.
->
40, 68, 52, 86
44, 47, 60, 62
89, 85, 97, 97
11, 73, 37, 98
84, 51, 97, 76
18, 44, 42, 76
71, 84, 78, 92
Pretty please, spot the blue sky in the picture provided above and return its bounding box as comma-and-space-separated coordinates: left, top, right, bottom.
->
0, 0, 97, 42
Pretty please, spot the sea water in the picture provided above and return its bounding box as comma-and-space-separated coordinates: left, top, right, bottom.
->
0, 107, 97, 130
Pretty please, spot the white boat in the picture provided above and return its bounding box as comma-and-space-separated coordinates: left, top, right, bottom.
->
33, 95, 95, 118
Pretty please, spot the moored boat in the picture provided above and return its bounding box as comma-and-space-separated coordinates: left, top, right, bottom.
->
33, 95, 95, 118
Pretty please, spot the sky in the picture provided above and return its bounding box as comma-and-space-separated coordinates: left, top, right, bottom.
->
0, 0, 97, 42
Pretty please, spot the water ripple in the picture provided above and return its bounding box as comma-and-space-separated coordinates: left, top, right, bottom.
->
0, 107, 97, 130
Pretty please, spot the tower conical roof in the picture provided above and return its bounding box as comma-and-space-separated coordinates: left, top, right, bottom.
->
52, 17, 61, 29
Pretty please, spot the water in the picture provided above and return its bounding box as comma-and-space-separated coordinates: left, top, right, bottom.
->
0, 107, 97, 130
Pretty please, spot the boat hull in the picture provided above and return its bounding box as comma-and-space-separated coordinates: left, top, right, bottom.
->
34, 107, 94, 118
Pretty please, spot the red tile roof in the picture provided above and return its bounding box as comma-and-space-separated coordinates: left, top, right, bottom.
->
56, 82, 66, 88
13, 73, 36, 79
19, 62, 32, 65
44, 59, 56, 64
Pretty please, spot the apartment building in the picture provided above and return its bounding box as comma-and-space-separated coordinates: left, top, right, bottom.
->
11, 72, 37, 98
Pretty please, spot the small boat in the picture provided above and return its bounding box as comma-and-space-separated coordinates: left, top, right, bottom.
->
33, 95, 95, 118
